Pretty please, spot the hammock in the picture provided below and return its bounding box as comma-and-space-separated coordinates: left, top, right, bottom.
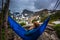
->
8, 16, 50, 40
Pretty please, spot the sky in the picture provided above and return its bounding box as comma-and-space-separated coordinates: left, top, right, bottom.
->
0, 0, 60, 13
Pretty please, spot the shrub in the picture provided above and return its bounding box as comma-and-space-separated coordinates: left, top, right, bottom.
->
41, 16, 47, 22
32, 19, 37, 23
53, 24, 60, 38
20, 22, 26, 26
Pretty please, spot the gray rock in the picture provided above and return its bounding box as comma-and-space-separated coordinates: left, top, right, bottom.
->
37, 26, 59, 40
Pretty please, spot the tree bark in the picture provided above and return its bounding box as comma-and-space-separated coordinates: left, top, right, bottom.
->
2, 0, 10, 40
0, 0, 4, 40
0, 15, 2, 40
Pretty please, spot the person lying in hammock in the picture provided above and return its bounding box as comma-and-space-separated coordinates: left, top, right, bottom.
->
25, 20, 40, 36
8, 16, 50, 40
29, 21, 40, 30
25, 16, 50, 36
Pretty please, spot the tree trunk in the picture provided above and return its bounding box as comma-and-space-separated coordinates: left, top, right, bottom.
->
2, 0, 4, 9
2, 0, 10, 40
0, 0, 4, 40
0, 15, 2, 40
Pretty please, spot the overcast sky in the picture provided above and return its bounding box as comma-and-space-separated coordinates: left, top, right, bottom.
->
0, 0, 60, 12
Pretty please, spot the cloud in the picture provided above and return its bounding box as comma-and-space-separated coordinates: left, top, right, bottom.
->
48, 3, 56, 10
34, 0, 60, 10
0, 0, 2, 8
34, 0, 51, 9
57, 5, 60, 10
10, 0, 36, 12
0, 0, 60, 12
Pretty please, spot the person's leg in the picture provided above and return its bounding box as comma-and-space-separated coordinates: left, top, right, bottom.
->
8, 16, 26, 38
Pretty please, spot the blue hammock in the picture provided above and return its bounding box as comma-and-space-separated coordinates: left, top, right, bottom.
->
8, 16, 50, 40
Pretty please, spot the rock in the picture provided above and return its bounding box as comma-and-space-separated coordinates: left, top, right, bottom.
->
37, 26, 60, 40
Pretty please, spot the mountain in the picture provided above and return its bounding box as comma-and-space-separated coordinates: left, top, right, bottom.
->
33, 9, 48, 17
21, 9, 34, 17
